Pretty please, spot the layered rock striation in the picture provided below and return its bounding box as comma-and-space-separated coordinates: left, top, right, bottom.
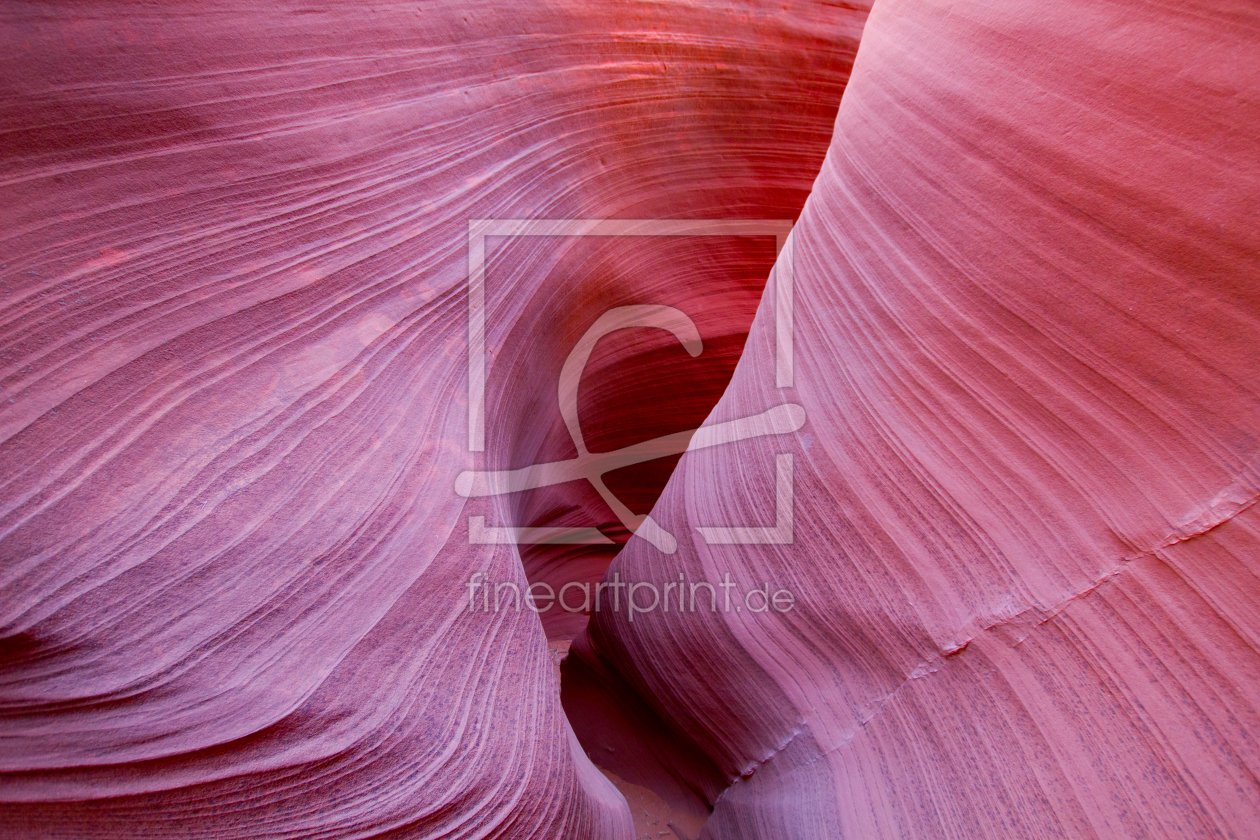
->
4, 0, 1259, 837
0, 1, 867, 836
565, 0, 1260, 837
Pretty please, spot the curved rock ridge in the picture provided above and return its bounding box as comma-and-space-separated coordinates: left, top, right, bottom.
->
565, 0, 1260, 836
0, 1, 869, 836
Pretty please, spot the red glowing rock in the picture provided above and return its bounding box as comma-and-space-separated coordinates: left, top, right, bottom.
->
565, 0, 1260, 836
6, 0, 1258, 836
0, 1, 867, 836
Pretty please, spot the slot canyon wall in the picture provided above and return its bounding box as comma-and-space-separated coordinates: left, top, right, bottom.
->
567, 0, 1260, 837
2, 1, 1258, 839
0, 1, 867, 837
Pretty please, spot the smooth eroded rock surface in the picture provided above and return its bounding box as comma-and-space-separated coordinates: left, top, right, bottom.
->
0, 1, 868, 836
564, 0, 1260, 836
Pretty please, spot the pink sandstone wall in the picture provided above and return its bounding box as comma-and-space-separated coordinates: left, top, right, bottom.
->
0, 1, 867, 836
565, 0, 1260, 837
4, 0, 1258, 838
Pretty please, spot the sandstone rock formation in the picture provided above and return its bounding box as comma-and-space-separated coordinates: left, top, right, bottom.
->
4, 0, 1259, 838
565, 0, 1260, 837
0, 1, 866, 837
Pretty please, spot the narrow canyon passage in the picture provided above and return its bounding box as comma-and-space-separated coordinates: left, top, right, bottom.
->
0, 2, 868, 837
562, 2, 1260, 837
3, 1, 1258, 838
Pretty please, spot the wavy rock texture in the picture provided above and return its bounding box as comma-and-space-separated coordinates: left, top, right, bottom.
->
565, 0, 1260, 837
0, 1, 869, 837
